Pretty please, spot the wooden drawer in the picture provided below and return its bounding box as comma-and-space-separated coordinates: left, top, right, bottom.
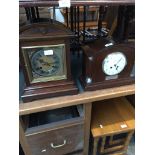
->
26, 123, 83, 155
23, 105, 84, 155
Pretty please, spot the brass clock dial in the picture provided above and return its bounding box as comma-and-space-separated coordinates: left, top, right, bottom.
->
31, 50, 60, 77
22, 44, 67, 83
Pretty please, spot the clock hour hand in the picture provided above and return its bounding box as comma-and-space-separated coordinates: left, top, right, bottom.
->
39, 60, 53, 66
44, 62, 53, 66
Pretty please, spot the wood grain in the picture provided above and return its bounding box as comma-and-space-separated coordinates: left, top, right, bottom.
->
19, 84, 134, 116
91, 97, 135, 138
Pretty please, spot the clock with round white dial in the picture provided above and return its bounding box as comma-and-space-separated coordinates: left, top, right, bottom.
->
102, 52, 127, 76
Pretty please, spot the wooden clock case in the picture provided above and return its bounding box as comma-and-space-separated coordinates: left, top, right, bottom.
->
20, 21, 78, 102
80, 38, 135, 91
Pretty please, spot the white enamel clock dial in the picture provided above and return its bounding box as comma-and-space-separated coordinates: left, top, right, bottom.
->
102, 52, 127, 76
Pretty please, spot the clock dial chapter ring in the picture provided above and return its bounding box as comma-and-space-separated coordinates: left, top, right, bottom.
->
31, 49, 60, 77
102, 52, 127, 76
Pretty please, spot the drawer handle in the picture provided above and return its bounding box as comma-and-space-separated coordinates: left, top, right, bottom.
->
50, 140, 66, 148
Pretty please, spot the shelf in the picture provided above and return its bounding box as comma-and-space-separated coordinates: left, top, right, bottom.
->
91, 97, 135, 138
19, 84, 135, 116
19, 0, 135, 7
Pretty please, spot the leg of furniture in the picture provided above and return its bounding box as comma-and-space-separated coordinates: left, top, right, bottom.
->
93, 137, 99, 155
83, 103, 92, 155
19, 117, 32, 155
123, 131, 134, 151
100, 137, 106, 153
109, 135, 113, 145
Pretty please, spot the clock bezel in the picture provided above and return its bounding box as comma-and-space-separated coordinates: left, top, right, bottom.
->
22, 44, 67, 84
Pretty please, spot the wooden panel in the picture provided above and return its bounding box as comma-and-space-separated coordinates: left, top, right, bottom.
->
19, 119, 32, 155
26, 123, 84, 155
83, 103, 92, 155
25, 117, 84, 136
19, 0, 135, 7
91, 97, 135, 138
19, 84, 135, 116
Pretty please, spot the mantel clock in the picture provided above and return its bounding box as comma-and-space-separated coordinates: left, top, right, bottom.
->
20, 21, 78, 102
80, 38, 135, 90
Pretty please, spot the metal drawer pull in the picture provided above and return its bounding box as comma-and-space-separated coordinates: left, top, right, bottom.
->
50, 140, 66, 148
41, 149, 46, 153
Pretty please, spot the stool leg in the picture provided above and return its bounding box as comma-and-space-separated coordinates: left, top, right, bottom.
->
123, 131, 134, 152
93, 137, 99, 155
109, 135, 113, 145
100, 137, 106, 153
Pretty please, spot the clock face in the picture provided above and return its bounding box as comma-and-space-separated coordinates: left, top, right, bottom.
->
31, 50, 60, 77
22, 44, 67, 83
102, 52, 127, 76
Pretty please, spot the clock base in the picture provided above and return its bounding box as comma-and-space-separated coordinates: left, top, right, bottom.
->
21, 81, 78, 103
80, 76, 134, 91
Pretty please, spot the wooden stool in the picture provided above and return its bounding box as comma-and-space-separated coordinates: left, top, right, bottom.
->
91, 97, 135, 155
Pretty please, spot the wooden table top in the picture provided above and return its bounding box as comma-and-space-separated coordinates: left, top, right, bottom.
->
19, 84, 135, 116
19, 0, 135, 7
91, 97, 135, 138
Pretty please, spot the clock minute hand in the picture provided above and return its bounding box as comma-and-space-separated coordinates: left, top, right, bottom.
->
114, 58, 123, 70
115, 58, 122, 66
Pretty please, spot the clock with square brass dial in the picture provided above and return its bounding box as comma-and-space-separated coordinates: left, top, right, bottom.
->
20, 21, 78, 102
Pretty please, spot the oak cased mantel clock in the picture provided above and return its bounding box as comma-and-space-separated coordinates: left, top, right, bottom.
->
80, 38, 135, 91
20, 21, 78, 102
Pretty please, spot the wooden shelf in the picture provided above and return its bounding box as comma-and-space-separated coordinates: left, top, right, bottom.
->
91, 97, 135, 138
19, 0, 135, 7
19, 84, 135, 116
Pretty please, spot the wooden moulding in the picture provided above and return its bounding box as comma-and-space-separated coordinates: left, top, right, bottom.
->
22, 81, 78, 103
19, 0, 135, 7
19, 84, 135, 116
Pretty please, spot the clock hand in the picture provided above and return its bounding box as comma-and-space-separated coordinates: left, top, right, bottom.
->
114, 58, 122, 68
40, 61, 53, 66
116, 58, 122, 65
